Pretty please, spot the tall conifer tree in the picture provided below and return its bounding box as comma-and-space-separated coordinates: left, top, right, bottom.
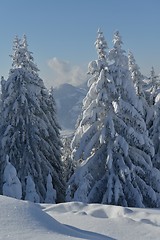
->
148, 68, 160, 169
128, 51, 153, 129
0, 36, 64, 202
67, 30, 160, 208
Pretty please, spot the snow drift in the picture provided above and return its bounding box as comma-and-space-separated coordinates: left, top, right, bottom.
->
0, 195, 160, 240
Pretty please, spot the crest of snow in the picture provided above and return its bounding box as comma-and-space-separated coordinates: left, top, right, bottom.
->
106, 148, 113, 170
88, 60, 99, 75
155, 92, 160, 104
99, 126, 106, 144
112, 101, 119, 113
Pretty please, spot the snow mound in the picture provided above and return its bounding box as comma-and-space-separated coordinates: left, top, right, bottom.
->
0, 195, 70, 240
44, 201, 160, 240
0, 196, 112, 240
44, 201, 160, 222
1, 196, 160, 240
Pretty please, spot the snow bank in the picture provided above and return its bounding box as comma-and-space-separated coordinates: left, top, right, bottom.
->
0, 195, 111, 240
1, 195, 160, 240
44, 201, 160, 240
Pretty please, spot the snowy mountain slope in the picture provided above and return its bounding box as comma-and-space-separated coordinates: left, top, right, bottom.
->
53, 83, 87, 130
1, 195, 160, 240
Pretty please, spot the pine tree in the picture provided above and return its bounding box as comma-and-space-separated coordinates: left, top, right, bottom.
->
66, 30, 160, 208
145, 67, 160, 106
149, 68, 160, 169
71, 29, 108, 160
45, 174, 57, 203
128, 51, 144, 96
0, 36, 64, 203
128, 51, 153, 128
25, 175, 40, 203
151, 100, 160, 169
61, 134, 74, 182
10, 35, 39, 75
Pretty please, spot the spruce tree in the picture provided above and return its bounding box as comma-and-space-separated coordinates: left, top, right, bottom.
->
146, 67, 160, 106
25, 175, 40, 203
66, 30, 160, 208
128, 51, 144, 96
61, 135, 74, 182
45, 174, 57, 203
149, 68, 160, 169
0, 35, 64, 203
67, 29, 114, 203
71, 29, 108, 161
128, 51, 153, 128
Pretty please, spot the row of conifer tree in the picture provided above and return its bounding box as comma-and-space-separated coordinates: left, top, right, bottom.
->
1, 30, 160, 208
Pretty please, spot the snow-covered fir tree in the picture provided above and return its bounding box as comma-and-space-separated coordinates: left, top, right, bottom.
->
145, 67, 160, 107
67, 29, 111, 202
148, 68, 160, 169
142, 67, 160, 153
25, 175, 40, 203
71, 29, 108, 159
128, 51, 144, 96
3, 155, 22, 199
128, 51, 153, 128
151, 94, 160, 169
0, 35, 64, 203
66, 30, 160, 208
10, 34, 39, 75
45, 174, 57, 203
61, 134, 74, 182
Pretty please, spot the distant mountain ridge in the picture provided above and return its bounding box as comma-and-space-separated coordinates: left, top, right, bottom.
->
53, 83, 87, 130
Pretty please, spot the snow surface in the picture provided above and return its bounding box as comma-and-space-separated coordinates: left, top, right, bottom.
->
1, 195, 160, 240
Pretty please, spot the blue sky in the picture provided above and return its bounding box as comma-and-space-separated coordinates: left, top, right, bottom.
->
0, 0, 160, 88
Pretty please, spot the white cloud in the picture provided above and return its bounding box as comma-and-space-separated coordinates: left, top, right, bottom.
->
48, 57, 87, 87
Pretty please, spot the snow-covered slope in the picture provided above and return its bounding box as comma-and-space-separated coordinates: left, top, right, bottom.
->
1, 195, 160, 240
53, 83, 87, 130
